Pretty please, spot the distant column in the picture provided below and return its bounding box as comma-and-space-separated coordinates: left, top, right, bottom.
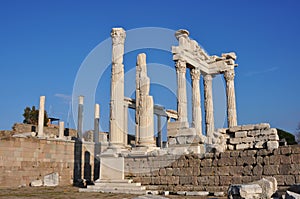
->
37, 96, 45, 137
59, 121, 64, 139
123, 103, 128, 146
157, 115, 162, 148
175, 59, 188, 123
204, 74, 214, 141
94, 104, 100, 143
224, 69, 238, 127
109, 28, 126, 146
77, 95, 84, 139
190, 68, 202, 136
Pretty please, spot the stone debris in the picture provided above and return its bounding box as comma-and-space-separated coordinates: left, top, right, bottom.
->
228, 177, 277, 199
30, 179, 43, 187
43, 172, 59, 186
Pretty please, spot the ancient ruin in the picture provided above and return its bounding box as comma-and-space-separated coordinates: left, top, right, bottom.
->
0, 27, 299, 198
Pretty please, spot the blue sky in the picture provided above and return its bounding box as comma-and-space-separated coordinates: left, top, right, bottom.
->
0, 0, 299, 135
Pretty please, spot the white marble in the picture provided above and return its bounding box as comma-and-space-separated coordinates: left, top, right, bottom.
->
37, 96, 45, 137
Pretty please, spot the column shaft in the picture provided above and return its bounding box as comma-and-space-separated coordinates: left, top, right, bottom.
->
204, 74, 214, 140
77, 96, 84, 138
157, 115, 162, 148
190, 68, 202, 136
109, 28, 126, 146
176, 60, 188, 123
94, 104, 100, 143
59, 121, 64, 139
38, 96, 45, 137
224, 69, 238, 127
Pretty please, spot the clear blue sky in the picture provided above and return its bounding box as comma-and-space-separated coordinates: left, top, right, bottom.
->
0, 0, 299, 135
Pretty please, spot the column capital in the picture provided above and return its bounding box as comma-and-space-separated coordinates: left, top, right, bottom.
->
175, 29, 189, 40
111, 28, 126, 45
190, 68, 201, 80
224, 69, 235, 81
204, 74, 213, 81
175, 60, 186, 73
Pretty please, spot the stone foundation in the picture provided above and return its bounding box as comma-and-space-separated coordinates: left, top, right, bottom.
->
125, 145, 300, 192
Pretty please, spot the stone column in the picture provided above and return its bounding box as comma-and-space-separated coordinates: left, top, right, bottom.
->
190, 68, 202, 136
38, 96, 45, 137
77, 95, 84, 139
59, 121, 64, 139
136, 53, 155, 147
109, 28, 126, 146
94, 104, 100, 143
204, 74, 214, 140
156, 115, 162, 148
175, 60, 188, 123
224, 69, 238, 127
123, 103, 128, 146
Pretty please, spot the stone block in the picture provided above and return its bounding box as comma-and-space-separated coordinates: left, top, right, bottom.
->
200, 159, 212, 167
176, 136, 186, 145
254, 123, 270, 130
263, 165, 279, 175
291, 154, 300, 164
229, 166, 243, 176
43, 172, 59, 186
229, 138, 242, 144
30, 179, 43, 187
100, 156, 124, 180
267, 141, 279, 150
253, 164, 263, 176
235, 131, 247, 138
285, 175, 296, 185
228, 126, 242, 132
247, 130, 260, 137
250, 177, 277, 199
241, 124, 256, 131
167, 121, 189, 131
185, 191, 209, 196
236, 143, 250, 150
291, 146, 300, 154
228, 184, 262, 199
168, 137, 176, 145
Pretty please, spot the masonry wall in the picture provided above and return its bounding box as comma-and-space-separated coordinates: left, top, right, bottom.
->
125, 145, 300, 192
0, 137, 96, 187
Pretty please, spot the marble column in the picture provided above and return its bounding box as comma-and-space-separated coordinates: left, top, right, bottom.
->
224, 69, 238, 127
136, 53, 155, 147
204, 74, 214, 140
156, 115, 162, 148
38, 96, 45, 137
175, 60, 188, 123
59, 121, 64, 139
190, 68, 202, 136
77, 95, 84, 139
109, 28, 126, 146
94, 104, 100, 143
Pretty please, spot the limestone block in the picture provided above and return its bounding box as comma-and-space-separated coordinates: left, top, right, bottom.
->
100, 156, 124, 180
235, 131, 247, 138
176, 136, 187, 145
241, 124, 256, 131
228, 184, 262, 199
260, 128, 277, 136
250, 178, 277, 199
227, 144, 235, 150
229, 126, 242, 132
254, 141, 265, 149
43, 172, 59, 186
168, 137, 177, 145
286, 190, 300, 199
229, 138, 242, 144
185, 191, 209, 196
30, 179, 43, 187
167, 121, 189, 131
267, 141, 279, 150
254, 123, 270, 130
236, 143, 250, 150
269, 134, 279, 141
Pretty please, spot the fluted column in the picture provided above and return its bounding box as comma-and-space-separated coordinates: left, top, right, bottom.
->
204, 74, 214, 140
37, 96, 45, 137
224, 69, 237, 127
190, 68, 202, 136
109, 28, 126, 146
175, 60, 188, 123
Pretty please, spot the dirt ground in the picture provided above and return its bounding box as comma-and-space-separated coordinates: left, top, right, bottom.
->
0, 186, 225, 199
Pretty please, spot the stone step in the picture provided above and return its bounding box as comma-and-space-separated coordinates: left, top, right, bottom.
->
92, 182, 142, 187
95, 179, 133, 183
87, 185, 146, 191
79, 187, 147, 195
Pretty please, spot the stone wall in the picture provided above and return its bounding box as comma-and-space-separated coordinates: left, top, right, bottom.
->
125, 145, 300, 192
0, 137, 96, 187
12, 123, 77, 138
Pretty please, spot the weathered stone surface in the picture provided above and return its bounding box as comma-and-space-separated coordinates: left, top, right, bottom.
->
44, 172, 59, 186
250, 177, 277, 199
30, 179, 43, 187
228, 184, 262, 199
235, 131, 247, 138
267, 141, 279, 150
185, 191, 209, 196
